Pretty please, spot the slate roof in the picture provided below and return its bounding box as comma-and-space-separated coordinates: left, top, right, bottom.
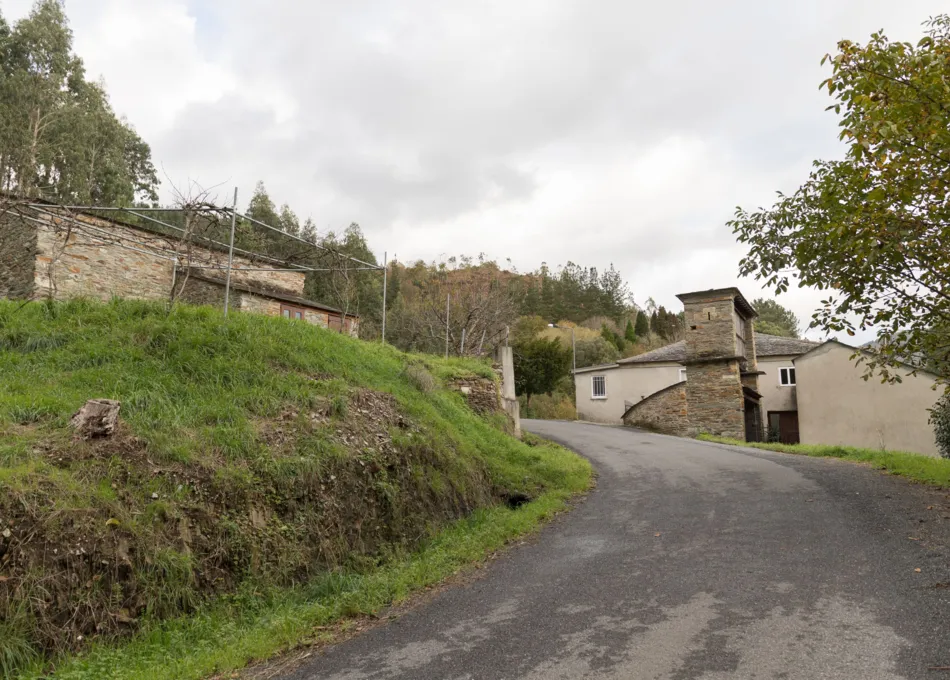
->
754, 334, 820, 357
618, 333, 818, 365
187, 271, 355, 317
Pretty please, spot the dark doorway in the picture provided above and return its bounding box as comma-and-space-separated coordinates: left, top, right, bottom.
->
744, 398, 762, 442
767, 411, 800, 444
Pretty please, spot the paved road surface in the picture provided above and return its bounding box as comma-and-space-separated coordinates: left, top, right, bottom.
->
283, 421, 950, 679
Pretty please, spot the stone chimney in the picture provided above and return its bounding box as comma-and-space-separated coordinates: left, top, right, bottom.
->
676, 288, 761, 440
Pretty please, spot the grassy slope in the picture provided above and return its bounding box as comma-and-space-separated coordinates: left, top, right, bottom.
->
697, 435, 950, 486
0, 299, 591, 679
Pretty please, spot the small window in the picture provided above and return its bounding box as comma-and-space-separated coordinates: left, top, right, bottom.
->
779, 367, 796, 386
678, 368, 688, 383
592, 376, 607, 399
280, 304, 307, 321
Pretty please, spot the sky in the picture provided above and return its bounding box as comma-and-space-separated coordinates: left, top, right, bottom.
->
1, 0, 938, 341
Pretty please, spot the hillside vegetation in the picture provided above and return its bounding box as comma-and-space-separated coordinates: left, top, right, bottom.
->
0, 299, 590, 678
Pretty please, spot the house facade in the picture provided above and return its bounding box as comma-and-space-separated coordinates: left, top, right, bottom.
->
574, 287, 942, 457
0, 203, 359, 335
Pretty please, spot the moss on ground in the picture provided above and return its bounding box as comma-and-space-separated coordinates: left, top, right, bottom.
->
0, 299, 591, 679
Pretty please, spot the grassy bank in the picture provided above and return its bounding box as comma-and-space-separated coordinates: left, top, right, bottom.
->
697, 435, 950, 486
0, 299, 592, 678
21, 437, 586, 680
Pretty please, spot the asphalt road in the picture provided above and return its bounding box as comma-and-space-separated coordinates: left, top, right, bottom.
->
283, 420, 950, 679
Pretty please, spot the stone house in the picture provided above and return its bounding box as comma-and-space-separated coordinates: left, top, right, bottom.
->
0, 203, 359, 335
573, 287, 942, 457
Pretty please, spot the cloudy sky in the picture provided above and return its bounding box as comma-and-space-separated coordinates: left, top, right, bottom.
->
2, 0, 938, 340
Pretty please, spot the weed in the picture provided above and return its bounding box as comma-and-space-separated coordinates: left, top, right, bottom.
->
404, 363, 437, 393
0, 605, 39, 680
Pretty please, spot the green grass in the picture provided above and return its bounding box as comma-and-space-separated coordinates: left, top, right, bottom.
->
18, 461, 585, 680
0, 299, 592, 678
697, 434, 950, 486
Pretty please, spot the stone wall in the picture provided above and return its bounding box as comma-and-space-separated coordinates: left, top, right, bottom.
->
685, 360, 745, 439
0, 213, 38, 299
32, 212, 307, 303
305, 309, 330, 328
176, 276, 227, 307
240, 292, 283, 318
449, 377, 501, 417
35, 222, 174, 302
623, 382, 689, 435
681, 295, 740, 362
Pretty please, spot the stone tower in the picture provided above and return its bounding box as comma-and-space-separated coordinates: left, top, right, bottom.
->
676, 288, 762, 441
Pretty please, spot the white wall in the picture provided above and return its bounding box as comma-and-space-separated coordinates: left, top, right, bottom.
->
757, 355, 799, 415
796, 342, 941, 457
574, 362, 683, 424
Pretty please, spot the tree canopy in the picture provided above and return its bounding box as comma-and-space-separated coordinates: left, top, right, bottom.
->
730, 15, 950, 383
517, 262, 631, 324
752, 298, 800, 338
0, 0, 157, 204
513, 337, 571, 405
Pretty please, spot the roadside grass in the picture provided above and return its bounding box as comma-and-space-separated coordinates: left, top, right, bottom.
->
19, 457, 587, 680
697, 435, 950, 486
0, 298, 592, 678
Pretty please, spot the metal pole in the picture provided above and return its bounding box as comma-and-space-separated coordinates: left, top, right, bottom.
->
460, 328, 466, 355
223, 187, 238, 316
571, 327, 577, 374
477, 328, 486, 355
381, 251, 388, 344
445, 293, 450, 359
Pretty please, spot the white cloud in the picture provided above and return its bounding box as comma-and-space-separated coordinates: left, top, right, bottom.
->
1, 0, 938, 341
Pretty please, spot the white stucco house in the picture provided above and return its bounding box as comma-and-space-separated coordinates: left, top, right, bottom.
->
573, 287, 943, 457
575, 332, 816, 443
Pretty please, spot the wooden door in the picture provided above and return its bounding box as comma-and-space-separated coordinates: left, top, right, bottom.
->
779, 412, 800, 444
768, 411, 800, 444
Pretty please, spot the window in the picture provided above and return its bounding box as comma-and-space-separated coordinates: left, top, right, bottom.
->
280, 304, 306, 321
779, 367, 796, 386
678, 368, 688, 383
592, 375, 607, 399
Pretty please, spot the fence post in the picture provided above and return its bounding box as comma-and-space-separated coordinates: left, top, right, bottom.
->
223, 187, 239, 316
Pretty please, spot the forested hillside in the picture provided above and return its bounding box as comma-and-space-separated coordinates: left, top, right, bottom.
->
0, 0, 803, 417
0, 2, 157, 205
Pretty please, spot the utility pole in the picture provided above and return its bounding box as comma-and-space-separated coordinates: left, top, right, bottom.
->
223, 187, 238, 316
381, 251, 388, 344
549, 323, 576, 374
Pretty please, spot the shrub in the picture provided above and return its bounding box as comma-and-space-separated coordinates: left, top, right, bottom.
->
931, 392, 950, 459
521, 392, 576, 421
404, 363, 436, 393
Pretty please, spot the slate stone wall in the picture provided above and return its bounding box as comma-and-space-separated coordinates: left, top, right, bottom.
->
623, 381, 689, 436
682, 295, 739, 362
32, 213, 307, 303
176, 276, 228, 307
685, 360, 745, 439
35, 221, 173, 301
0, 214, 38, 299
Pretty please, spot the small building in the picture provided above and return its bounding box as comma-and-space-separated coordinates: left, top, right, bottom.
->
795, 340, 941, 456
0, 202, 359, 335
574, 287, 942, 457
